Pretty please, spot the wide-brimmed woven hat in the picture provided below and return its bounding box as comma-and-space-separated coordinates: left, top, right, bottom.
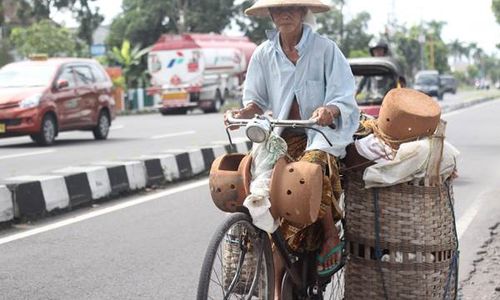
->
245, 0, 331, 17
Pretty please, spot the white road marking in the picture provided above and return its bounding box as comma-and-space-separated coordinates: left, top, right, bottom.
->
0, 149, 56, 161
110, 124, 124, 131
150, 130, 196, 140
0, 178, 209, 246
456, 197, 482, 240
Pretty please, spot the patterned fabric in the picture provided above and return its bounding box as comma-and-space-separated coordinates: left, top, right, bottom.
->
278, 129, 343, 252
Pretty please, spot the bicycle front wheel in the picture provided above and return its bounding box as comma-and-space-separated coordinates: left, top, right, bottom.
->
197, 212, 275, 300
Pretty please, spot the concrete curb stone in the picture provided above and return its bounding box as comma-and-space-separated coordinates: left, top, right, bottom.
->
4, 175, 70, 214
0, 185, 13, 222
52, 166, 112, 201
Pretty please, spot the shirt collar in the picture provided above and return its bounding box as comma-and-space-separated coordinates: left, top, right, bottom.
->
266, 24, 312, 57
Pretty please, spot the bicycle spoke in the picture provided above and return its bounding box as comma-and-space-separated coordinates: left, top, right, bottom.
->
200, 215, 272, 300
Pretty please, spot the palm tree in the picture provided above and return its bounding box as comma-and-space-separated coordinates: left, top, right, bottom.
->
109, 40, 152, 89
448, 39, 463, 64
465, 42, 478, 64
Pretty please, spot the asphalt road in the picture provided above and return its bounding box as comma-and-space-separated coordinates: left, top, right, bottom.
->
0, 110, 246, 179
0, 97, 499, 299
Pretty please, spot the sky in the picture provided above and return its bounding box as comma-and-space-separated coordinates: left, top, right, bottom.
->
51, 0, 500, 55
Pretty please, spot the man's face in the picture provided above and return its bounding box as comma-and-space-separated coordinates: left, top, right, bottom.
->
372, 47, 386, 57
269, 6, 306, 34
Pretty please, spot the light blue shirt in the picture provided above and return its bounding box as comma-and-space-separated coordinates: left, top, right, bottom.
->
243, 24, 360, 158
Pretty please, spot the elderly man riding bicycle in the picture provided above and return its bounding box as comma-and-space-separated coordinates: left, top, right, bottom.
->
230, 0, 360, 298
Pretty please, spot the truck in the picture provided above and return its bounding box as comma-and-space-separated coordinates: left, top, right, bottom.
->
147, 33, 257, 114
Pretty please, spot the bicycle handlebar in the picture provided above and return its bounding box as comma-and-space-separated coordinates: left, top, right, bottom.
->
224, 111, 335, 147
225, 112, 319, 128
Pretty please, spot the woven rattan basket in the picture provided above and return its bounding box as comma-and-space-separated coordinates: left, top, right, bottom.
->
222, 229, 258, 293
344, 171, 458, 300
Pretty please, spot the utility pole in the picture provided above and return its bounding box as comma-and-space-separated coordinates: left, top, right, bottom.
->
418, 25, 425, 70
176, 0, 187, 34
429, 35, 435, 70
339, 0, 345, 47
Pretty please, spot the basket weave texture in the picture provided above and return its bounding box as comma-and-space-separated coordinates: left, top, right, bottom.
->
223, 231, 258, 293
344, 172, 458, 300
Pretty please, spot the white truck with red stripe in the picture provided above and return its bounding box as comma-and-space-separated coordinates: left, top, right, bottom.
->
147, 34, 256, 114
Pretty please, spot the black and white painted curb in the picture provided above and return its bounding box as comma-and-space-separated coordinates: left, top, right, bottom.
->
0, 139, 252, 223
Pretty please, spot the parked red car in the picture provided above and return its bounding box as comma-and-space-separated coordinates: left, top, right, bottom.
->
0, 57, 115, 145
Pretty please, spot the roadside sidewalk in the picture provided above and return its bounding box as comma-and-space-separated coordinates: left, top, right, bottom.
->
0, 92, 499, 228
459, 222, 500, 299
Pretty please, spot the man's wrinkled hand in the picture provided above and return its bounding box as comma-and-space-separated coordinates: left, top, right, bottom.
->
224, 103, 263, 130
310, 105, 339, 127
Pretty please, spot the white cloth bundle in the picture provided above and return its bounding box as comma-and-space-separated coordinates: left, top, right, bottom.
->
362, 138, 460, 188
243, 132, 287, 233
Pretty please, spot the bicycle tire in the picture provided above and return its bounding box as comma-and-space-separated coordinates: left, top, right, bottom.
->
197, 212, 275, 300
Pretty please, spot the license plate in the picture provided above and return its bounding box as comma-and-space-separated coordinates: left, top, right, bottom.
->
162, 91, 188, 102
0, 123, 5, 133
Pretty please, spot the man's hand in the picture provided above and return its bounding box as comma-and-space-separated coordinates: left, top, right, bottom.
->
224, 102, 264, 130
310, 105, 340, 127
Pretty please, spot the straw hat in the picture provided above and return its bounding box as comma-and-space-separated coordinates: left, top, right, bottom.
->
376, 88, 441, 148
245, 0, 331, 17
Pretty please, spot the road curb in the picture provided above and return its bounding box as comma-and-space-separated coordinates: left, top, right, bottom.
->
440, 95, 499, 114
0, 139, 251, 224
0, 185, 13, 222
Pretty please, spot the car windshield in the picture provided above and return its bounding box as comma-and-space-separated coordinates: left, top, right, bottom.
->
354, 74, 396, 105
0, 63, 57, 88
416, 76, 438, 85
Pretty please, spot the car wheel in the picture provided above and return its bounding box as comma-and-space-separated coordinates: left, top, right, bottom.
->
205, 90, 223, 113
93, 110, 110, 140
437, 92, 444, 101
31, 114, 57, 146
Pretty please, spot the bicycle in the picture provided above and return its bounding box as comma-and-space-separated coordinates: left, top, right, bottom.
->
197, 113, 346, 300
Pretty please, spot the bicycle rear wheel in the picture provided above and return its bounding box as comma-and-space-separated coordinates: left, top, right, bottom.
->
197, 212, 274, 300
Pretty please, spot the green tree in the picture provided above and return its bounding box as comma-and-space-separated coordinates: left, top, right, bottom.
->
234, 0, 273, 44
14, 0, 103, 46
107, 0, 172, 49
448, 39, 466, 64
317, 3, 372, 57
424, 20, 449, 73
10, 19, 78, 57
390, 24, 422, 81
108, 0, 239, 49
107, 40, 152, 88
493, 0, 500, 24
